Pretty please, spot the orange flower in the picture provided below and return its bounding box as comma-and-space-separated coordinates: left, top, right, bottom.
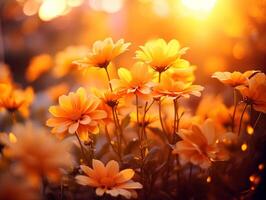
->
153, 76, 204, 99
212, 70, 259, 88
196, 95, 231, 129
25, 54, 53, 82
111, 62, 155, 97
0, 63, 13, 84
130, 112, 158, 128
74, 38, 130, 69
75, 159, 142, 199
0, 83, 34, 117
173, 119, 229, 169
92, 88, 123, 124
45, 83, 70, 101
0, 122, 74, 188
135, 39, 188, 73
52, 45, 89, 78
238, 72, 266, 113
46, 87, 107, 141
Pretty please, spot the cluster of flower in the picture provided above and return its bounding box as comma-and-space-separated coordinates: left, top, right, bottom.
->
0, 38, 265, 199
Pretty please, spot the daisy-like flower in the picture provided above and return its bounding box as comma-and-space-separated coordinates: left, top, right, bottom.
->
25, 54, 53, 82
135, 39, 188, 73
173, 119, 229, 169
0, 83, 34, 117
167, 59, 196, 83
46, 87, 107, 141
238, 72, 266, 113
130, 112, 158, 128
212, 70, 259, 88
75, 159, 142, 199
52, 45, 89, 78
74, 38, 131, 69
153, 76, 204, 99
111, 62, 155, 97
0, 122, 74, 188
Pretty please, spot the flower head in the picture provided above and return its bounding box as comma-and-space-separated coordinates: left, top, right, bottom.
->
26, 54, 53, 82
130, 112, 158, 128
0, 63, 13, 84
212, 70, 259, 88
238, 72, 266, 113
53, 45, 89, 78
111, 62, 155, 97
153, 76, 204, 99
74, 38, 130, 69
167, 59, 196, 83
173, 119, 229, 169
135, 39, 188, 73
75, 159, 142, 199
46, 87, 107, 141
0, 122, 74, 188
0, 83, 34, 117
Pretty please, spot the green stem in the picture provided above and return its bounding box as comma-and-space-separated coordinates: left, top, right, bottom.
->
111, 107, 122, 162
238, 103, 248, 136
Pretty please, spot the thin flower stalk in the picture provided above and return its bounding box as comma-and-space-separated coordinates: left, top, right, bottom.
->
232, 89, 237, 132
238, 103, 248, 136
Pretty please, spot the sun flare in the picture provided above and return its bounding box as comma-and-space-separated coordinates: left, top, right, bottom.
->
181, 0, 217, 12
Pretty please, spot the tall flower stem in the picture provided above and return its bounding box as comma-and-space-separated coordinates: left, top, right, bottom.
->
232, 89, 237, 132
104, 125, 120, 158
75, 132, 87, 164
135, 94, 141, 140
104, 67, 113, 91
238, 103, 248, 136
111, 107, 122, 162
253, 112, 262, 130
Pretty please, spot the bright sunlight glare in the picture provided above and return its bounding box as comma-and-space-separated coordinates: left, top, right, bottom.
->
181, 0, 217, 12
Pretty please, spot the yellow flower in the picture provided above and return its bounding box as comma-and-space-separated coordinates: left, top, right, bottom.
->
0, 83, 34, 117
46, 87, 107, 141
75, 159, 142, 199
111, 62, 155, 97
173, 119, 229, 169
52, 45, 89, 78
238, 72, 266, 113
166, 59, 196, 83
74, 38, 130, 69
26, 54, 53, 82
212, 70, 259, 88
135, 39, 188, 73
0, 122, 74, 188
153, 76, 204, 99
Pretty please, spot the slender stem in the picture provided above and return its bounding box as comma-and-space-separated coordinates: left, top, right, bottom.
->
104, 67, 113, 91
111, 107, 122, 161
232, 89, 237, 132
11, 111, 16, 125
104, 125, 119, 156
238, 103, 248, 136
158, 72, 162, 83
253, 112, 262, 130
135, 94, 141, 140
75, 132, 87, 164
158, 99, 167, 135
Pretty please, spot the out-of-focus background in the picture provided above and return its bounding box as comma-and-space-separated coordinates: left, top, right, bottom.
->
1, 0, 266, 85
